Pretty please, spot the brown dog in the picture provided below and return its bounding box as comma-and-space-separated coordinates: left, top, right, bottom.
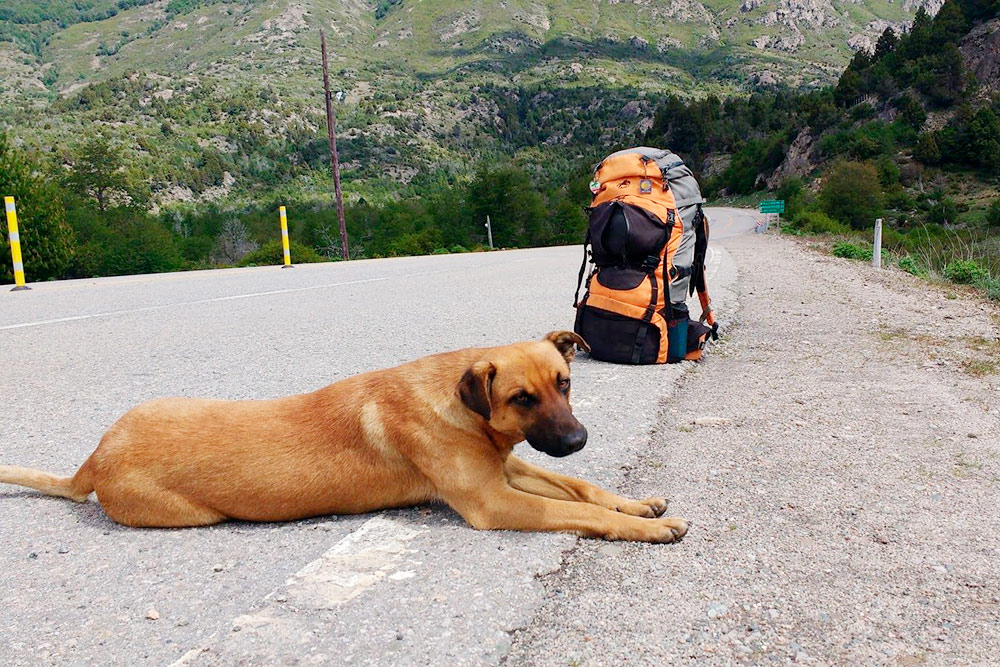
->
0, 331, 687, 542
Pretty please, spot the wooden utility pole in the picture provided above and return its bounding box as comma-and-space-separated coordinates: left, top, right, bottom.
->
321, 30, 349, 261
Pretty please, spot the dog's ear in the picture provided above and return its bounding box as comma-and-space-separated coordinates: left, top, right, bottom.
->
458, 361, 496, 420
544, 331, 590, 363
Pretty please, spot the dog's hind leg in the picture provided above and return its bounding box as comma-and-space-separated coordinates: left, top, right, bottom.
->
503, 455, 668, 519
97, 482, 226, 528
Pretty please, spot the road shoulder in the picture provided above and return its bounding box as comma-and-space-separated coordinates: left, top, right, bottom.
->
504, 232, 1000, 664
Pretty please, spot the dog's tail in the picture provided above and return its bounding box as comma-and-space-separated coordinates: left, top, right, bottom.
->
0, 456, 95, 503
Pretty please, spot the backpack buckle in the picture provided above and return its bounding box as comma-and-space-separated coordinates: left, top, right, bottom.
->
641, 255, 660, 271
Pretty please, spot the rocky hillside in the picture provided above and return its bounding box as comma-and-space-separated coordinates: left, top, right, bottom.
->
0, 0, 947, 206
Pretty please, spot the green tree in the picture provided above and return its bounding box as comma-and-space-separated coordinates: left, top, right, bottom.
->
467, 165, 548, 247
0, 133, 75, 283
68, 134, 129, 212
896, 92, 927, 131
914, 132, 941, 165
819, 161, 885, 230
968, 108, 1000, 172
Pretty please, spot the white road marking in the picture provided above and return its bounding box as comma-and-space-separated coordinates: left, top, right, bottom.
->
705, 246, 723, 282
169, 516, 426, 666
276, 515, 425, 608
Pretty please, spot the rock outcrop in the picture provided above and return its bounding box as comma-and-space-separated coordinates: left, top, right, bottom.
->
766, 128, 821, 189
960, 18, 1000, 98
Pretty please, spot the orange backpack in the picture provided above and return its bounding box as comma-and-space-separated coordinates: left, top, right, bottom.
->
573, 148, 718, 364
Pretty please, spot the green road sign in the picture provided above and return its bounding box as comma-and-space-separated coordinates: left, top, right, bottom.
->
759, 200, 785, 214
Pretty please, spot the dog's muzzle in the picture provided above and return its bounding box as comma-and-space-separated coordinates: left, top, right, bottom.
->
527, 425, 588, 458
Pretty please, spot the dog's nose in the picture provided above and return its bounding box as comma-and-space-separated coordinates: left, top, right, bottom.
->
561, 428, 588, 453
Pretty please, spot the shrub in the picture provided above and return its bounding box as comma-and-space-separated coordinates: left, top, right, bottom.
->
943, 259, 988, 284
449, 244, 469, 253
833, 241, 888, 263
881, 227, 906, 251
795, 210, 850, 235
986, 199, 1000, 229
431, 247, 449, 254
238, 240, 325, 266
979, 276, 1000, 301
928, 197, 959, 225
833, 242, 871, 260
897, 255, 927, 276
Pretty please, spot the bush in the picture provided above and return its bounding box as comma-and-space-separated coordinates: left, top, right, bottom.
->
897, 255, 927, 276
449, 244, 469, 253
795, 210, 850, 235
833, 242, 871, 260
238, 240, 325, 266
833, 241, 889, 263
943, 259, 988, 284
928, 197, 959, 225
986, 199, 1000, 229
979, 276, 1000, 301
882, 226, 910, 251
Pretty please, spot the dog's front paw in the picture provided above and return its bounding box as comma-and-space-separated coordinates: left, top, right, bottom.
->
647, 517, 688, 543
615, 497, 663, 518
640, 497, 669, 517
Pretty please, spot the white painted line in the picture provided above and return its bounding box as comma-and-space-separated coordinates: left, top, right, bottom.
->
169, 516, 426, 666
1, 257, 545, 332
275, 515, 426, 608
705, 246, 723, 281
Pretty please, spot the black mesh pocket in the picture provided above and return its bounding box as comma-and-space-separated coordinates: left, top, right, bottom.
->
595, 267, 648, 291
575, 305, 660, 365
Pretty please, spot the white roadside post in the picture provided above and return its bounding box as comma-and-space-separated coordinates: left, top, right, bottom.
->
873, 218, 883, 268
485, 215, 494, 250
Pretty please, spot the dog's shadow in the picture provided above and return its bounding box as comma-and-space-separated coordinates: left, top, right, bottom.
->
1, 490, 463, 535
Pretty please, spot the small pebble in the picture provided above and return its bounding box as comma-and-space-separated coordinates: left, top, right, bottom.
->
145, 608, 160, 621
707, 602, 729, 619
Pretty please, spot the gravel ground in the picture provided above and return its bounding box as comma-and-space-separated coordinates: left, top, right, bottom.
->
505, 232, 1000, 665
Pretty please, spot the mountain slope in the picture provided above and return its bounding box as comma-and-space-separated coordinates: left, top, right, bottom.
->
0, 0, 946, 206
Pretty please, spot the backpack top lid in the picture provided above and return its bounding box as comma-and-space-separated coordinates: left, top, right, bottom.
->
593, 147, 706, 224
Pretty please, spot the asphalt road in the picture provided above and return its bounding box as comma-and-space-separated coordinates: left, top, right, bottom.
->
0, 208, 754, 666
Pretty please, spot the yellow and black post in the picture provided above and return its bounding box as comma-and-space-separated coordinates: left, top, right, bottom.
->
279, 205, 293, 269
4, 196, 30, 291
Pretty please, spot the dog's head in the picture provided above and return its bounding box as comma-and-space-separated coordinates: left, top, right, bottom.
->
458, 331, 591, 457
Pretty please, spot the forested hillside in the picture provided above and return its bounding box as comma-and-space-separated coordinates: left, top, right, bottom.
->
2, 0, 997, 294
640, 0, 1000, 299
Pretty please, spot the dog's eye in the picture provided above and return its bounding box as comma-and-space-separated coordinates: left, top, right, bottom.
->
558, 378, 571, 394
512, 392, 536, 407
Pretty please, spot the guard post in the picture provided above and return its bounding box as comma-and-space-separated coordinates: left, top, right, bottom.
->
873, 218, 883, 269
4, 196, 30, 291
279, 206, 293, 269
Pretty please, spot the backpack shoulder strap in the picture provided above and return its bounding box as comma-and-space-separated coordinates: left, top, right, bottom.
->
573, 228, 591, 308
690, 206, 718, 339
